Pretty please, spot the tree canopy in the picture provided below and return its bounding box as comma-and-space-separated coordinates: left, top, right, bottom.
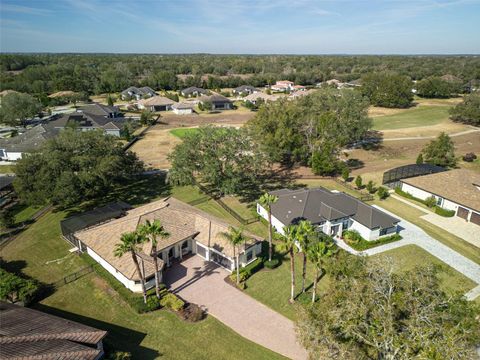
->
0, 92, 43, 126
168, 126, 268, 196
449, 93, 480, 126
14, 129, 143, 208
297, 256, 480, 359
361, 72, 414, 108
422, 132, 457, 168
247, 88, 371, 172
416, 76, 462, 98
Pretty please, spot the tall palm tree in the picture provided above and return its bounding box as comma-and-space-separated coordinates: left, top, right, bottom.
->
114, 231, 148, 303
138, 219, 170, 299
307, 233, 336, 303
278, 225, 300, 303
221, 226, 246, 285
297, 220, 315, 293
258, 193, 278, 262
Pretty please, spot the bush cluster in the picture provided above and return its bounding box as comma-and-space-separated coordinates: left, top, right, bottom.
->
264, 259, 280, 269
160, 293, 185, 312
342, 231, 403, 251
342, 230, 363, 245
179, 303, 205, 322
434, 207, 455, 217
0, 268, 40, 306
394, 188, 454, 217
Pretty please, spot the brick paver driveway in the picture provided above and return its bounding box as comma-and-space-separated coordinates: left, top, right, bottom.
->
164, 255, 308, 360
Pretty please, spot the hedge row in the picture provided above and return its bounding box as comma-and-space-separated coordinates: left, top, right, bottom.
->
343, 230, 403, 251
394, 187, 455, 217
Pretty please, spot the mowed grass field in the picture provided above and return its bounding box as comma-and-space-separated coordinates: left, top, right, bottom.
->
169, 127, 199, 138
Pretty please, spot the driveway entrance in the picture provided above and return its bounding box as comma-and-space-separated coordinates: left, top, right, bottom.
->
164, 255, 307, 360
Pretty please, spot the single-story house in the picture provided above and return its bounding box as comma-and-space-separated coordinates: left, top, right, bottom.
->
180, 87, 208, 98
257, 187, 400, 241
0, 301, 107, 360
199, 94, 233, 110
77, 103, 120, 119
400, 169, 480, 226
62, 198, 262, 293
233, 85, 259, 95
270, 80, 294, 92
172, 102, 194, 115
243, 92, 279, 105
121, 86, 156, 100
0, 124, 59, 161
137, 96, 175, 112
292, 85, 306, 92
49, 112, 126, 137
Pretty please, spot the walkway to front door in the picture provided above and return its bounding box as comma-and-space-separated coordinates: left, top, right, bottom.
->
164, 255, 308, 360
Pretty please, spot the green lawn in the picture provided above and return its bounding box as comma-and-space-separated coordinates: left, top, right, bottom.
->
372, 105, 451, 130
244, 245, 476, 321
169, 127, 199, 139
12, 203, 42, 224
0, 164, 15, 174
1, 209, 284, 360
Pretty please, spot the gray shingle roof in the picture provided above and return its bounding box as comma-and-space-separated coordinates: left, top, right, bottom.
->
0, 125, 59, 153
269, 187, 399, 229
50, 112, 125, 131
181, 87, 208, 95
77, 103, 119, 117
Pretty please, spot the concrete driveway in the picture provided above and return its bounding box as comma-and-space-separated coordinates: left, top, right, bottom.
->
164, 255, 308, 360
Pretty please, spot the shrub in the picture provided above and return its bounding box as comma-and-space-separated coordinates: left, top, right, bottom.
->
180, 303, 205, 322
377, 186, 389, 200
106, 352, 132, 360
241, 258, 264, 278
347, 233, 403, 251
0, 269, 40, 305
264, 259, 280, 269
146, 295, 161, 312
424, 196, 437, 208
463, 152, 477, 162
434, 207, 455, 217
342, 230, 363, 244
230, 272, 248, 283
355, 175, 363, 189
341, 167, 350, 182
0, 208, 15, 228
366, 180, 376, 194
160, 293, 185, 312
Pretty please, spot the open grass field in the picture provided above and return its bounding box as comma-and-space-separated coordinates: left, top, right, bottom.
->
1, 203, 283, 359
169, 127, 199, 138
372, 105, 452, 130
0, 164, 15, 174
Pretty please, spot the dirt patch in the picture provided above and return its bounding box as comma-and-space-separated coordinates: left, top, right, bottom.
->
369, 107, 407, 117
91, 275, 118, 297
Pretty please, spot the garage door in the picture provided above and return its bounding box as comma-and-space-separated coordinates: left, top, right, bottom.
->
470, 212, 480, 226
457, 207, 469, 220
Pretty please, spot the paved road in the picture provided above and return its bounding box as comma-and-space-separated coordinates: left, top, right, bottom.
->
336, 206, 480, 300
165, 256, 308, 360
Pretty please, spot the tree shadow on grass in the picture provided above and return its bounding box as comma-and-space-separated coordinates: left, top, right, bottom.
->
33, 304, 160, 359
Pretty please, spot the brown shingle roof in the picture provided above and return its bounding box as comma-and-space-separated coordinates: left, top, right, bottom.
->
138, 95, 174, 107
0, 302, 106, 360
74, 198, 262, 280
401, 169, 480, 211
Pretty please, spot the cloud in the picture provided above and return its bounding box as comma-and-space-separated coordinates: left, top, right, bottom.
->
0, 3, 53, 16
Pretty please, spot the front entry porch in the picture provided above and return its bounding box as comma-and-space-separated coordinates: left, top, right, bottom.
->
158, 238, 193, 267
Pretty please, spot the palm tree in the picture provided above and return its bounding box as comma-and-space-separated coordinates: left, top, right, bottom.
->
278, 225, 300, 303
307, 233, 337, 303
297, 220, 315, 293
138, 219, 170, 299
114, 231, 148, 303
258, 193, 278, 262
221, 226, 246, 285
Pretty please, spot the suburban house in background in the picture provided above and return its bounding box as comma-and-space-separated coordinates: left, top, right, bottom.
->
137, 95, 175, 112
233, 85, 259, 95
180, 87, 208, 97
121, 86, 156, 100
49, 112, 126, 137
0, 301, 107, 360
199, 94, 233, 110
257, 187, 400, 241
172, 102, 194, 115
0, 124, 58, 161
400, 169, 480, 226
61, 197, 262, 293
270, 80, 294, 92
243, 92, 279, 104
78, 103, 121, 119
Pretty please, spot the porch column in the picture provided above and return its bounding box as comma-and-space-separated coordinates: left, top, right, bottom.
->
179, 244, 183, 260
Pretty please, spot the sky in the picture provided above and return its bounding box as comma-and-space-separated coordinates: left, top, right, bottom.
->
0, 0, 479, 54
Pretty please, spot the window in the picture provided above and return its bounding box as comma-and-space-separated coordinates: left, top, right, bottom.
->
246, 250, 253, 262
436, 197, 444, 206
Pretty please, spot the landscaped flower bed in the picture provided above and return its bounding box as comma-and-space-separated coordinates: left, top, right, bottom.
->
342, 230, 402, 251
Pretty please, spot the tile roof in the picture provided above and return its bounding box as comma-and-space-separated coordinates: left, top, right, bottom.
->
0, 301, 106, 360
74, 198, 262, 281
138, 95, 175, 107
269, 187, 399, 229
402, 169, 480, 211
244, 92, 279, 102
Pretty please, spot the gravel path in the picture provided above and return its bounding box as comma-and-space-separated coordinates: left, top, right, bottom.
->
336, 206, 480, 300
165, 255, 308, 360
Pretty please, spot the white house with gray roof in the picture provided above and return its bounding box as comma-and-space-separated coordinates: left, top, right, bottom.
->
257, 187, 399, 241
